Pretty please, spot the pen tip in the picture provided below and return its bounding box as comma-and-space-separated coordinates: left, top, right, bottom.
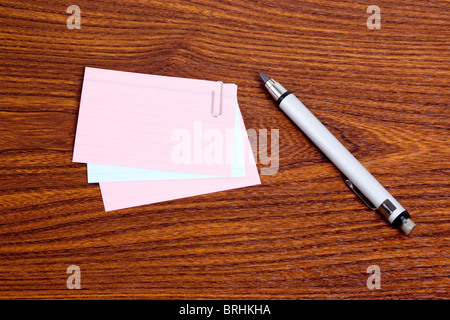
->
259, 73, 270, 83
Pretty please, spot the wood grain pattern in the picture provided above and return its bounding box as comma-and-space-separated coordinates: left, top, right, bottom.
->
0, 0, 449, 299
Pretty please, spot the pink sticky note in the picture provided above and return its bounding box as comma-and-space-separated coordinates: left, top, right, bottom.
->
73, 67, 236, 176
99, 109, 261, 211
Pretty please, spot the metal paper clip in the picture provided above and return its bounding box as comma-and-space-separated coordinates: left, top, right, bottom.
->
211, 81, 223, 118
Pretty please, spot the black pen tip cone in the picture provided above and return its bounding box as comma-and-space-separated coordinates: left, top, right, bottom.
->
259, 73, 270, 83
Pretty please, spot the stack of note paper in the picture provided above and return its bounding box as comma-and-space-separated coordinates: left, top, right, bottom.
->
73, 67, 261, 211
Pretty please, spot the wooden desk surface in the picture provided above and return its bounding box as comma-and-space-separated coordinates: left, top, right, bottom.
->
1, 0, 448, 299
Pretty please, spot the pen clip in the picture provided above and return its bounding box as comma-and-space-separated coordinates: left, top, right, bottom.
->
345, 178, 377, 211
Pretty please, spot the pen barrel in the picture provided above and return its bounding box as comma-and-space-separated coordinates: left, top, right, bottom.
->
279, 94, 405, 223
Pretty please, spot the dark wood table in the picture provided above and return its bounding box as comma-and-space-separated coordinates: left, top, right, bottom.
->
1, 0, 448, 299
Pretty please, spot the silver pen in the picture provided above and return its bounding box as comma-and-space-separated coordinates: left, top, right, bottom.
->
260, 73, 415, 234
